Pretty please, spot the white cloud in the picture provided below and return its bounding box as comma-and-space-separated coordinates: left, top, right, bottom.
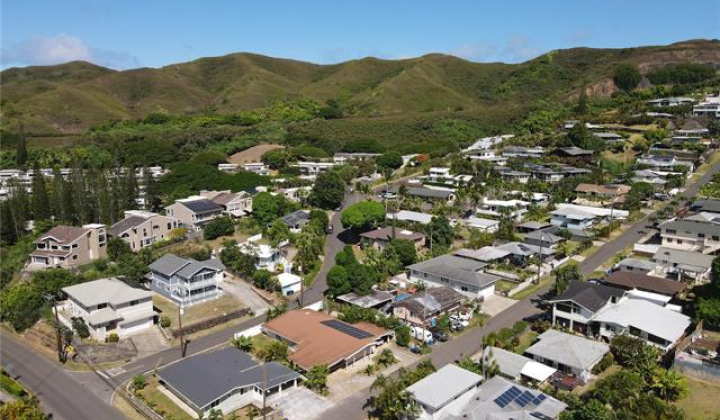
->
502, 35, 542, 62
1, 33, 140, 69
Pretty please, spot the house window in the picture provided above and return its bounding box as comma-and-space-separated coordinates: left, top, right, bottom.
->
167, 223, 172, 230
130, 300, 140, 306
713, 236, 720, 241
73, 255, 78, 260
461, 286, 469, 292
97, 303, 108, 309
440, 277, 449, 284
698, 233, 705, 238
666, 229, 676, 234
677, 240, 683, 245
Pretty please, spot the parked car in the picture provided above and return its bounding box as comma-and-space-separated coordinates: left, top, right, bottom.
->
457, 311, 472, 321
450, 320, 465, 331
409, 344, 422, 354
450, 315, 469, 327
432, 330, 450, 342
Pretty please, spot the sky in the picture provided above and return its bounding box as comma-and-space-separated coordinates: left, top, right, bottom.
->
2, 1, 719, 70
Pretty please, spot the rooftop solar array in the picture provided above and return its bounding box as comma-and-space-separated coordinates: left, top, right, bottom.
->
493, 385, 546, 409
320, 319, 374, 339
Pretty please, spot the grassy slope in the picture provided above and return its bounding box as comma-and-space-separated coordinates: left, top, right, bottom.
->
1, 40, 718, 137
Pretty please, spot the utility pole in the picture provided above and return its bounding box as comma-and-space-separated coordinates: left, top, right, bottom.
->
178, 306, 186, 358
45, 294, 64, 363
535, 231, 545, 285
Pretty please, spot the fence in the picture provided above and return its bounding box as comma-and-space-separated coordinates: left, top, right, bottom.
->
169, 308, 253, 338
673, 358, 720, 382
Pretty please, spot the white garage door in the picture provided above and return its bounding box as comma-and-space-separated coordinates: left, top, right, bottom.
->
121, 318, 152, 336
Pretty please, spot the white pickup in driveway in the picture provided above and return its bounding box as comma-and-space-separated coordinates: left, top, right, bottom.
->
221, 273, 271, 315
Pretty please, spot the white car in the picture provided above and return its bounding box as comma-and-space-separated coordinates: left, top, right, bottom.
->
410, 326, 434, 344
450, 315, 469, 327
457, 311, 472, 321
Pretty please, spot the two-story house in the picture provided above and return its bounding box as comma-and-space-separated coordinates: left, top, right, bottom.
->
200, 190, 253, 218
476, 199, 530, 221
148, 254, 225, 307
62, 277, 154, 340
574, 184, 630, 207
165, 196, 224, 231
658, 218, 720, 254
109, 210, 179, 251
547, 281, 624, 336
29, 224, 107, 270
406, 252, 499, 299
650, 247, 714, 284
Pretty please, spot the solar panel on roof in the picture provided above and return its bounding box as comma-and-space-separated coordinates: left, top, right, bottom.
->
320, 320, 374, 339
507, 386, 522, 398
516, 391, 534, 407
494, 395, 510, 408
531, 394, 547, 405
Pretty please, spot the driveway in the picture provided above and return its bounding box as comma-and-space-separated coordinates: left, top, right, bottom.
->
481, 294, 518, 317
130, 326, 170, 360
268, 387, 335, 420
221, 274, 271, 315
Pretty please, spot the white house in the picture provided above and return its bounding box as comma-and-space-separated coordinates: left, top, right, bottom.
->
238, 234, 288, 272
693, 95, 720, 118
406, 252, 499, 300
243, 162, 270, 176
295, 161, 337, 177
148, 254, 225, 307
477, 199, 530, 221
277, 273, 302, 297
62, 278, 155, 340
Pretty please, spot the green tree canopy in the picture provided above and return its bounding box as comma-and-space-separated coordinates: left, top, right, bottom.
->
613, 64, 642, 92
309, 170, 345, 210
341, 201, 386, 232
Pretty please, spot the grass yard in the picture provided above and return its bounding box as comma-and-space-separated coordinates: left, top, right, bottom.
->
1, 370, 27, 398
494, 280, 518, 293
514, 330, 539, 354
674, 375, 720, 420
139, 376, 194, 420
153, 294, 245, 328
228, 144, 284, 165
205, 231, 251, 250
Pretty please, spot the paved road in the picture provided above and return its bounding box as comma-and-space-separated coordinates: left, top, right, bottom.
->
0, 332, 126, 420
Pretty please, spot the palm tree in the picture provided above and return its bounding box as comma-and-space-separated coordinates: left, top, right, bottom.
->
650, 368, 688, 401
231, 335, 253, 352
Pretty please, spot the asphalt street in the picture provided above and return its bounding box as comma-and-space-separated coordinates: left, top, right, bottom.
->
0, 332, 126, 420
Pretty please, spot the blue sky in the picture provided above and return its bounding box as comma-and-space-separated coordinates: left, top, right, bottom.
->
2, 0, 718, 69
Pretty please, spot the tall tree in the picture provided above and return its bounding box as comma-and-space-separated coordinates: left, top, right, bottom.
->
51, 166, 64, 221
0, 201, 18, 245
142, 168, 161, 211
60, 178, 75, 223
31, 163, 51, 221
7, 179, 30, 236
16, 123, 28, 168
309, 170, 345, 210
121, 167, 139, 212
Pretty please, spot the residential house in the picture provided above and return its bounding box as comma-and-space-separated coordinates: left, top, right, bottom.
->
525, 329, 609, 384
295, 161, 337, 177
574, 184, 630, 207
658, 218, 720, 254
502, 146, 546, 159
632, 170, 670, 191
615, 257, 656, 274
465, 149, 508, 165
200, 190, 253, 218
147, 254, 225, 307
392, 286, 465, 327
482, 346, 556, 384
690, 199, 720, 214
108, 210, 179, 251
522, 230, 564, 249
406, 252, 500, 299
550, 203, 628, 229
637, 155, 694, 172
463, 135, 513, 152
650, 247, 714, 283
692, 95, 720, 118
217, 163, 240, 173
333, 152, 381, 164
517, 221, 552, 233
277, 273, 301, 297
237, 234, 288, 272
156, 348, 300, 417
389, 185, 456, 204
279, 209, 311, 232
593, 132, 623, 143
557, 146, 594, 163
421, 167, 473, 188
408, 371, 566, 420
243, 162, 270, 176
601, 271, 685, 298
592, 298, 691, 351
29, 224, 107, 270
337, 289, 395, 309
62, 277, 154, 340
648, 97, 694, 107
262, 309, 392, 372
278, 186, 312, 203
386, 210, 434, 225
461, 216, 500, 233
165, 196, 224, 231
495, 167, 530, 184
525, 164, 564, 183
547, 281, 624, 335
360, 227, 425, 250
477, 199, 530, 221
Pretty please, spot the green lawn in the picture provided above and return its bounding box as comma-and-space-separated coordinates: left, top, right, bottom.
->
514, 330, 538, 354
1, 370, 27, 398
140, 376, 194, 420
674, 375, 720, 420
495, 280, 518, 293
153, 294, 245, 328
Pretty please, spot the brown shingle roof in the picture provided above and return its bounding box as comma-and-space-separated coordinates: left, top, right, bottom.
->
209, 192, 236, 206
262, 309, 390, 370
602, 272, 685, 296
36, 226, 89, 244
575, 183, 630, 195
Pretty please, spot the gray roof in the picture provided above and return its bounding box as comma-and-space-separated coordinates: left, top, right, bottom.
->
522, 230, 563, 244
691, 199, 720, 214
407, 254, 499, 288
280, 210, 310, 226
108, 216, 146, 236
393, 286, 465, 316
660, 219, 720, 238
457, 376, 567, 420
548, 281, 624, 313
62, 278, 153, 307
518, 221, 552, 231
592, 299, 690, 343
559, 146, 593, 156
407, 364, 484, 411
157, 347, 300, 410
496, 242, 555, 257
617, 258, 656, 271
149, 254, 225, 279
337, 290, 394, 309
180, 199, 223, 214
525, 329, 609, 372
652, 247, 714, 270
482, 346, 533, 380
390, 185, 454, 199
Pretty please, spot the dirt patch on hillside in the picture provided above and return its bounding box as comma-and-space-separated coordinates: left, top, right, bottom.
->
229, 144, 284, 164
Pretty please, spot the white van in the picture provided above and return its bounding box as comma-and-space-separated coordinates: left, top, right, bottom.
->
410, 326, 433, 344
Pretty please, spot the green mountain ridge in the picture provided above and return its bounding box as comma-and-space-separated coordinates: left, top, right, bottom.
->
1, 39, 719, 137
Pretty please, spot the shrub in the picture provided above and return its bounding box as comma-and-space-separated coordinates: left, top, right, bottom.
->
72, 318, 90, 338
132, 375, 147, 391
107, 333, 119, 343
160, 316, 171, 328
592, 352, 614, 374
